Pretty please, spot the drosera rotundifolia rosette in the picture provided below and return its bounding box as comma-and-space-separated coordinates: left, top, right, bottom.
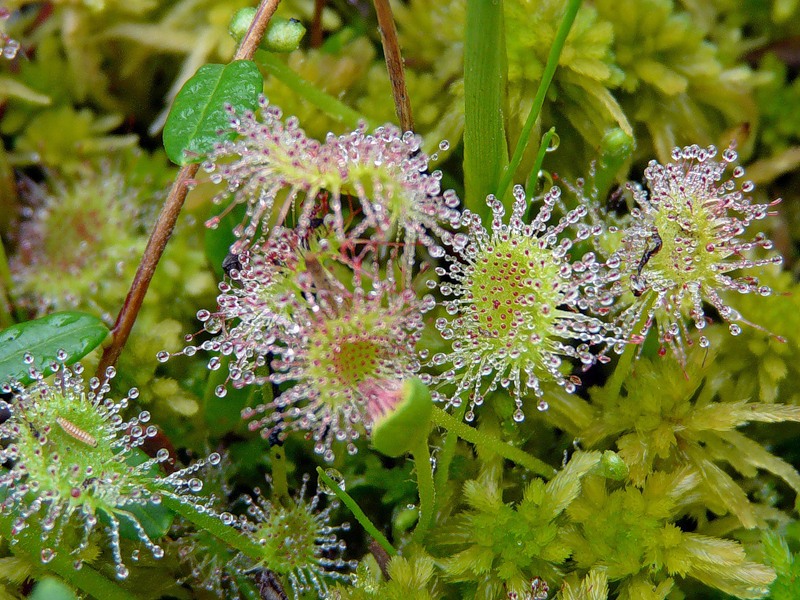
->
0, 353, 221, 579
605, 143, 784, 362
173, 121, 787, 461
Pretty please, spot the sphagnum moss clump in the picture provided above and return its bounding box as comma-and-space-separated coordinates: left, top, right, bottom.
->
608, 143, 783, 361
428, 184, 624, 421
0, 358, 219, 578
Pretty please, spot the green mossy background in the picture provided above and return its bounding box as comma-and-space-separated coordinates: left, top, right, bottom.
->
2, 0, 800, 598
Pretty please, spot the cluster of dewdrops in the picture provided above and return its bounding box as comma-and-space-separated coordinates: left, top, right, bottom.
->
0, 8, 20, 60
0, 353, 220, 579
201, 97, 460, 268
179, 105, 784, 464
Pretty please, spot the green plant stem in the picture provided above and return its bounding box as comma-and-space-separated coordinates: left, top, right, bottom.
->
433, 402, 466, 501
605, 294, 656, 399
95, 0, 281, 379
160, 494, 265, 562
257, 51, 372, 130
410, 434, 435, 542
270, 445, 290, 504
316, 466, 398, 556
463, 0, 508, 219
495, 0, 582, 201
372, 0, 413, 131
0, 515, 137, 600
430, 407, 557, 479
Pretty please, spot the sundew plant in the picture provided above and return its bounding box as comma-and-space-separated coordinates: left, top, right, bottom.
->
2, 0, 800, 598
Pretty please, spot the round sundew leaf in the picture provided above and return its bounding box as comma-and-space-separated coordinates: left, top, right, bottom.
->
163, 61, 263, 166
0, 312, 109, 385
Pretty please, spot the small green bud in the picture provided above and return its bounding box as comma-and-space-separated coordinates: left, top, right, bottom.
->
594, 127, 634, 199
592, 450, 629, 480
393, 506, 420, 534
600, 128, 634, 165
228, 7, 257, 41
369, 378, 433, 458
229, 8, 306, 53
263, 18, 306, 53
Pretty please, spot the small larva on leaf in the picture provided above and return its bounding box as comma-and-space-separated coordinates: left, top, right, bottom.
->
55, 416, 98, 447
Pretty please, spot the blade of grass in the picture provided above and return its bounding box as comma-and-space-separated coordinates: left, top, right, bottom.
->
431, 407, 557, 479
257, 51, 372, 130
495, 0, 582, 201
463, 0, 508, 221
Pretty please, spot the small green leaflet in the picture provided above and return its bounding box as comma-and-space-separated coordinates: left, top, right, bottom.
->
0, 312, 109, 385
163, 60, 263, 165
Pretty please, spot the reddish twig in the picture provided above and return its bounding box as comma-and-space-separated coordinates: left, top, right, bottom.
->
96, 0, 282, 378
372, 0, 414, 131
311, 0, 325, 48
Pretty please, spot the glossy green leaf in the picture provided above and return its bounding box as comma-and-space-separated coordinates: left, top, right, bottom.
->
163, 61, 263, 165
105, 449, 175, 540
0, 312, 109, 385
117, 501, 175, 541
204, 355, 261, 437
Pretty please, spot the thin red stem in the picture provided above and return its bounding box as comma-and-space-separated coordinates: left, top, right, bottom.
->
372, 0, 413, 131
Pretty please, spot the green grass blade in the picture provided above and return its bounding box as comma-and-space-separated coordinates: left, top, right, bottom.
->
463, 0, 508, 220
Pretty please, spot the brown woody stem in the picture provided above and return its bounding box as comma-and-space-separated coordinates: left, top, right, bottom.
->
372, 0, 414, 131
311, 0, 325, 48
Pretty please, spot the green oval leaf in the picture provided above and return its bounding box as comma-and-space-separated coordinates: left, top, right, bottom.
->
204, 355, 260, 437
163, 60, 263, 165
0, 312, 110, 385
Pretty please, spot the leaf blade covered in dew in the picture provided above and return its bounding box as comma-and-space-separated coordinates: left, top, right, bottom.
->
0, 312, 109, 384
163, 60, 263, 165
